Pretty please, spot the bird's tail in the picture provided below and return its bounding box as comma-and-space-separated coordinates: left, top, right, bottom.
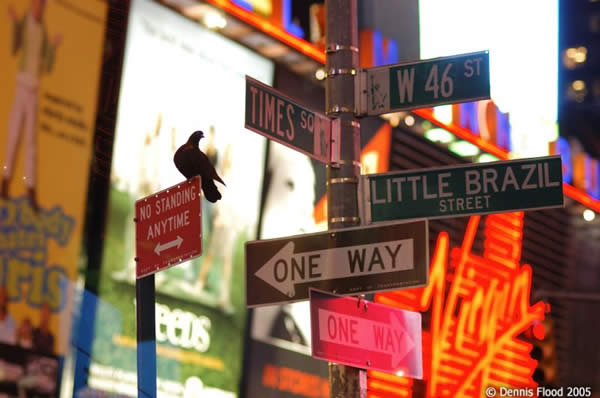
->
214, 173, 226, 186
202, 179, 222, 203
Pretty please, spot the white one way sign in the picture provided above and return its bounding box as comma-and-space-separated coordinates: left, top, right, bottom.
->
245, 220, 428, 307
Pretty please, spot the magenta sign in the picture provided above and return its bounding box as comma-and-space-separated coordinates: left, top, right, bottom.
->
309, 289, 423, 378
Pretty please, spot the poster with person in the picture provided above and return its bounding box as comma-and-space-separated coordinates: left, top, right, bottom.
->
0, 0, 107, 395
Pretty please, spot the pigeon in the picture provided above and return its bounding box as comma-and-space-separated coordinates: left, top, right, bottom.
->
174, 131, 225, 203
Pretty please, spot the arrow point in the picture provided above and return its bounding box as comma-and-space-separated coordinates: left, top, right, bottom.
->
255, 241, 296, 296
176, 235, 183, 248
390, 313, 416, 368
154, 243, 160, 255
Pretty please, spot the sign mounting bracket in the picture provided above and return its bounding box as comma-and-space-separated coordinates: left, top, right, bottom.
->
330, 119, 341, 167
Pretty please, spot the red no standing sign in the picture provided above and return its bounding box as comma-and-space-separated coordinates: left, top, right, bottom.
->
135, 176, 202, 279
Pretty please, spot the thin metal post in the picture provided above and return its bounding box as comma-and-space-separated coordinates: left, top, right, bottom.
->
136, 274, 157, 398
325, 0, 366, 397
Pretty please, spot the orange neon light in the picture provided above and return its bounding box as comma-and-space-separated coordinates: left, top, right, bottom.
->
370, 212, 545, 398
204, 0, 326, 64
563, 183, 600, 213
532, 322, 545, 341
413, 108, 600, 213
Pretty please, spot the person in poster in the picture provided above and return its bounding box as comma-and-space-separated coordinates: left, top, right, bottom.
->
2, 0, 61, 211
1, 2, 107, 396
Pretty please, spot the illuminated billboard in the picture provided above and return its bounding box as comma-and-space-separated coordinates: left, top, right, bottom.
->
84, 0, 273, 396
0, 0, 106, 396
419, 0, 559, 157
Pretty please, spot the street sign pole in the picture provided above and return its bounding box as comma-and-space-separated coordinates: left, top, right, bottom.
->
324, 0, 366, 396
136, 274, 156, 398
134, 176, 203, 398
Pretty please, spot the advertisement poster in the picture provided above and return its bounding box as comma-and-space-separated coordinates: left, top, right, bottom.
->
85, 0, 273, 397
0, 0, 107, 396
245, 141, 330, 398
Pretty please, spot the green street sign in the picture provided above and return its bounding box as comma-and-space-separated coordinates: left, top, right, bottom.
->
364, 51, 490, 116
245, 76, 332, 164
364, 156, 564, 223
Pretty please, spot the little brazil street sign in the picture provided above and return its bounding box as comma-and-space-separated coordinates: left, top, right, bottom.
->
245, 75, 332, 164
245, 220, 428, 307
363, 50, 490, 115
310, 289, 423, 378
365, 155, 564, 223
135, 176, 202, 279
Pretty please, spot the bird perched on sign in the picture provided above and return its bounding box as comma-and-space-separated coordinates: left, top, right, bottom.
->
174, 130, 225, 202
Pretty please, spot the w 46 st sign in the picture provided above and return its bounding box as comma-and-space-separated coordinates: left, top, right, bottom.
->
361, 51, 490, 115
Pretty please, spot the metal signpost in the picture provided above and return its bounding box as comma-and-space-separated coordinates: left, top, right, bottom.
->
245, 76, 337, 165
245, 220, 429, 307
361, 51, 490, 115
135, 176, 203, 278
241, 0, 563, 395
364, 155, 564, 223
134, 176, 203, 398
310, 289, 423, 378
323, 1, 368, 394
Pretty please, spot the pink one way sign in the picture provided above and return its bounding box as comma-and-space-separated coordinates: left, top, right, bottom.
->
309, 289, 422, 378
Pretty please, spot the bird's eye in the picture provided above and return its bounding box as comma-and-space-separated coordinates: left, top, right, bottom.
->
286, 179, 294, 190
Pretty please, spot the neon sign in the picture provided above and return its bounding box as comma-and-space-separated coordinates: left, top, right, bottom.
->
370, 212, 545, 397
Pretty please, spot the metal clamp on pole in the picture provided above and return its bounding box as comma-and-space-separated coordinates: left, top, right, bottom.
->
326, 67, 357, 77
327, 105, 354, 115
330, 216, 361, 224
336, 159, 362, 169
327, 177, 359, 185
325, 43, 359, 54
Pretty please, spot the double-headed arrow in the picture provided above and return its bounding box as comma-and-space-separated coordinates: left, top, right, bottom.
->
154, 235, 183, 255
254, 239, 414, 297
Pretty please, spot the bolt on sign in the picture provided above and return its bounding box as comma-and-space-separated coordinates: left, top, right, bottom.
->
245, 220, 429, 307
310, 289, 423, 378
362, 50, 490, 115
135, 176, 202, 278
245, 75, 332, 164
364, 155, 564, 223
